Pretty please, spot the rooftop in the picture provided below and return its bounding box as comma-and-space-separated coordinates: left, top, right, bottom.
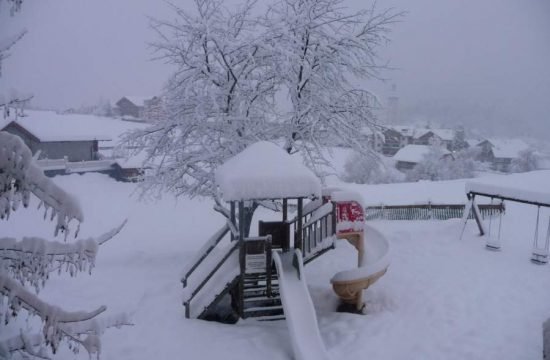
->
0, 110, 147, 145
215, 141, 321, 201
393, 144, 450, 164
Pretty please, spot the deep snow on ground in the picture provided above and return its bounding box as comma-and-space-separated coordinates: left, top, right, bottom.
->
3, 172, 550, 359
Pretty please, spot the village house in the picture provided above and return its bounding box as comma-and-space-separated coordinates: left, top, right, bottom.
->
414, 129, 456, 150
1, 113, 111, 162
115, 96, 162, 121
360, 127, 385, 153
476, 139, 530, 172
0, 110, 150, 181
393, 144, 451, 171
381, 126, 418, 156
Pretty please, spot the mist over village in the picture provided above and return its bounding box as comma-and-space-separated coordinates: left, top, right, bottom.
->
1, 0, 549, 359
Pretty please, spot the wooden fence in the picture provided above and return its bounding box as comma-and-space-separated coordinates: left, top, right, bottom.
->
365, 203, 505, 221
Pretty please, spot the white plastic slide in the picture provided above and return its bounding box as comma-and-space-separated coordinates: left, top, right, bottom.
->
330, 225, 391, 305
273, 249, 332, 360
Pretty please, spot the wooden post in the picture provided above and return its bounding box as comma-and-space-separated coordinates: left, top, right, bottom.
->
230, 201, 236, 241
238, 201, 245, 318
296, 198, 303, 252
266, 235, 272, 298
282, 198, 288, 222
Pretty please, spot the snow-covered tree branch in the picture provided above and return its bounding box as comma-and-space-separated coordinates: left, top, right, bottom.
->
263, 0, 403, 176
1, 132, 128, 358
124, 0, 277, 200
122, 0, 402, 234
0, 29, 26, 78
0, 0, 24, 16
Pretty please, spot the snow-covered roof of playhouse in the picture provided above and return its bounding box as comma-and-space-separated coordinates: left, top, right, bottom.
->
215, 141, 322, 201
393, 144, 450, 164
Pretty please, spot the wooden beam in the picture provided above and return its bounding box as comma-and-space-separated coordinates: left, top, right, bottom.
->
238, 201, 245, 318
468, 191, 550, 208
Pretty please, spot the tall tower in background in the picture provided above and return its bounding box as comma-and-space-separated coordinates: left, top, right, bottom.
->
386, 84, 399, 125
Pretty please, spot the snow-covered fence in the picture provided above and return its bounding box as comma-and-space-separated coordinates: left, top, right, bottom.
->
36, 158, 66, 171
365, 203, 505, 221
66, 159, 114, 173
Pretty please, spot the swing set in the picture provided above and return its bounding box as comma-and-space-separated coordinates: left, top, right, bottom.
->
461, 185, 550, 265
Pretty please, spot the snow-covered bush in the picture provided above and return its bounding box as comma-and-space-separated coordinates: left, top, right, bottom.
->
406, 147, 478, 182
344, 151, 404, 184
510, 148, 539, 173
0, 131, 128, 358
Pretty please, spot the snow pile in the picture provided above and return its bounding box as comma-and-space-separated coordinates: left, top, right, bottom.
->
216, 141, 322, 201
331, 190, 366, 209
4, 173, 550, 359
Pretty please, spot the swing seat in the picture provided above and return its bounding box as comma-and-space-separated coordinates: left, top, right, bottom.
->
531, 248, 549, 265
485, 243, 501, 251
485, 238, 501, 251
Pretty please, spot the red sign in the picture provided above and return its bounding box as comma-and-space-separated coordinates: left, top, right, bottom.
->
336, 201, 364, 234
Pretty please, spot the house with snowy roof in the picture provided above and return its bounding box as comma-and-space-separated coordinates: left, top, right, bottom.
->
115, 96, 161, 121
381, 126, 459, 155
360, 127, 385, 153
381, 126, 417, 155
414, 129, 457, 150
0, 110, 147, 162
1, 111, 112, 162
393, 144, 451, 171
476, 139, 530, 172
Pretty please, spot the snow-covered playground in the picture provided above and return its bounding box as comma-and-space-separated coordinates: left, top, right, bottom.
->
3, 168, 550, 360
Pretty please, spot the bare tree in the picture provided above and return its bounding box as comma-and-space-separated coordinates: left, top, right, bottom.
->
0, 132, 129, 358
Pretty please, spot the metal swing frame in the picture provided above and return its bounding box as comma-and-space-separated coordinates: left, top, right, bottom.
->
462, 190, 550, 264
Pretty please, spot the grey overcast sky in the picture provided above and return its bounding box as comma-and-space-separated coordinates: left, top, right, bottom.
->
1, 0, 549, 137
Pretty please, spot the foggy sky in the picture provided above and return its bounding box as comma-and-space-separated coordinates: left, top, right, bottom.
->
1, 0, 549, 138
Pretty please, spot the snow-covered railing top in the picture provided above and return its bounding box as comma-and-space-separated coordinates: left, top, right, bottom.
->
465, 171, 550, 207
215, 141, 321, 201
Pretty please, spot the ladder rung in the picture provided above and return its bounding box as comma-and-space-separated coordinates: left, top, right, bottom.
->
244, 305, 283, 313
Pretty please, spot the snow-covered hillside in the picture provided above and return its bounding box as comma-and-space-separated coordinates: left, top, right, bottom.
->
3, 171, 550, 359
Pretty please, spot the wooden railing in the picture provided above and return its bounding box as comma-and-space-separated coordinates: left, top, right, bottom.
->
364, 203, 505, 221
287, 201, 336, 260
302, 203, 335, 258
181, 223, 230, 288
183, 241, 239, 318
